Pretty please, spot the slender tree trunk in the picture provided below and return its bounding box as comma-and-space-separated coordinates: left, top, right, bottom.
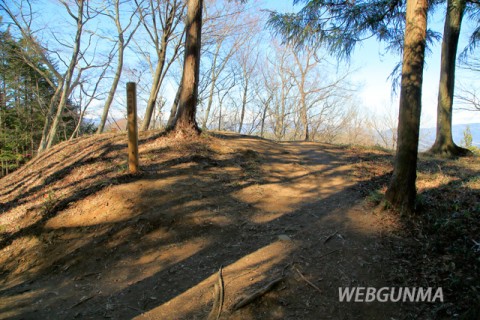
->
299, 90, 309, 141
38, 83, 63, 152
97, 0, 140, 133
386, 0, 428, 214
428, 0, 470, 156
141, 42, 167, 131
70, 103, 89, 139
238, 77, 248, 134
97, 43, 124, 134
169, 0, 202, 134
278, 89, 287, 140
202, 42, 222, 130
141, 2, 183, 132
44, 1, 84, 150
218, 103, 222, 131
260, 97, 270, 138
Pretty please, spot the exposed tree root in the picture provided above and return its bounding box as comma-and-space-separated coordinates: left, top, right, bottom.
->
427, 143, 472, 158
208, 266, 224, 320
165, 120, 202, 139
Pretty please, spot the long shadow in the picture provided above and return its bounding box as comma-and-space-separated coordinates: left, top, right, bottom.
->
3, 134, 464, 319
0, 137, 126, 210
1, 167, 394, 319
0, 135, 117, 195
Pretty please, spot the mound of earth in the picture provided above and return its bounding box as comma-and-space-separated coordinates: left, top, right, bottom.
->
0, 131, 432, 319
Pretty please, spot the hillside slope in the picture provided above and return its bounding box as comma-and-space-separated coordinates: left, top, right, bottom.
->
0, 131, 478, 319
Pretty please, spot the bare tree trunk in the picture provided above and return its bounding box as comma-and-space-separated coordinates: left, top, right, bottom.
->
218, 103, 222, 131
386, 0, 428, 214
96, 0, 138, 134
299, 91, 309, 141
292, 50, 311, 141
97, 36, 124, 133
142, 51, 167, 131
202, 42, 221, 130
260, 97, 270, 138
38, 84, 62, 152
238, 77, 248, 134
140, 1, 185, 131
428, 0, 470, 156
169, 0, 202, 134
44, 1, 85, 150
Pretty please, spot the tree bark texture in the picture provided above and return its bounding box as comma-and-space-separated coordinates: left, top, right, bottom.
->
429, 0, 470, 156
170, 0, 202, 134
385, 0, 428, 214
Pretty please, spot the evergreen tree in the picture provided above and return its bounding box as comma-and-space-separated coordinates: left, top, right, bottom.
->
428, 0, 479, 157
268, 0, 430, 213
0, 29, 89, 176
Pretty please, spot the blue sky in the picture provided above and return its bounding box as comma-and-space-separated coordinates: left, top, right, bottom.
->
7, 0, 477, 130
262, 0, 479, 127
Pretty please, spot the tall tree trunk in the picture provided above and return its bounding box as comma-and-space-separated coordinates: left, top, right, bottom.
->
97, 42, 125, 134
385, 0, 428, 214
169, 0, 202, 134
38, 81, 63, 152
44, 1, 84, 150
141, 43, 167, 131
428, 0, 470, 156
96, 0, 136, 134
238, 77, 248, 134
141, 2, 184, 132
299, 88, 309, 141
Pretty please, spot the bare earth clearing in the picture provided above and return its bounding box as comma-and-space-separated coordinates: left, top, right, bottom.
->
0, 132, 478, 319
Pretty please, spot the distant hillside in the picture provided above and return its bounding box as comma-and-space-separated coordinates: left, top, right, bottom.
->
419, 123, 480, 151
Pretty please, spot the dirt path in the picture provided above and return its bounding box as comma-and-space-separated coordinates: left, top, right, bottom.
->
0, 133, 402, 319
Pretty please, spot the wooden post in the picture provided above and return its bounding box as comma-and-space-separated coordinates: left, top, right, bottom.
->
127, 82, 139, 174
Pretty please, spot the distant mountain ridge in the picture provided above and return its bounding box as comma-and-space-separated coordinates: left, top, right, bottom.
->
419, 123, 480, 151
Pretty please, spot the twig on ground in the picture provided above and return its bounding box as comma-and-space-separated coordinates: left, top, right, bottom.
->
318, 249, 340, 259
323, 231, 338, 244
293, 266, 321, 293
231, 276, 285, 311
127, 305, 144, 313
69, 295, 94, 309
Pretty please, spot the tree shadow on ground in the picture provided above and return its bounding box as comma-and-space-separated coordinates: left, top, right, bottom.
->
1, 133, 474, 319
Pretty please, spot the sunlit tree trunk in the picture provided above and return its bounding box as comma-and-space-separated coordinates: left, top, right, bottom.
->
169, 0, 202, 134
44, 1, 85, 150
140, 0, 185, 131
97, 0, 140, 134
142, 49, 167, 131
428, 0, 470, 156
386, 0, 428, 214
238, 76, 248, 134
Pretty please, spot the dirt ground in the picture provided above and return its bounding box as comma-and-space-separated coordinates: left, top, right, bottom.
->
0, 131, 456, 319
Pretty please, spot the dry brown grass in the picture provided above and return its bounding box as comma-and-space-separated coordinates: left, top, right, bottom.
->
0, 131, 478, 319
